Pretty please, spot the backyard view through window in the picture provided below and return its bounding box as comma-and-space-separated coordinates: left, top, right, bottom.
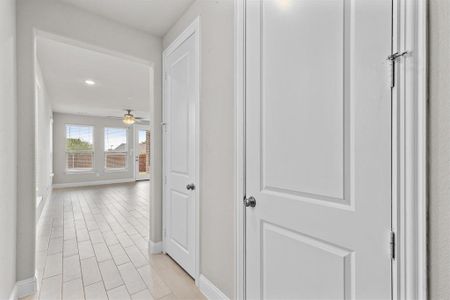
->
138, 129, 150, 177
66, 125, 94, 171
105, 127, 128, 170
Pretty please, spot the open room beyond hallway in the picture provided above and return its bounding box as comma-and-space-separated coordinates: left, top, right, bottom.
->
32, 182, 204, 300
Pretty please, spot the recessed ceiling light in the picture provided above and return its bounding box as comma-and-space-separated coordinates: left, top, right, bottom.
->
84, 79, 96, 86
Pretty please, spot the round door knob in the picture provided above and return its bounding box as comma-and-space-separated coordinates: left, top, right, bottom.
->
244, 196, 256, 208
186, 183, 195, 190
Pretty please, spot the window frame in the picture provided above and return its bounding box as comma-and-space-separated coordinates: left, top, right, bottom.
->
104, 127, 129, 172
65, 124, 95, 173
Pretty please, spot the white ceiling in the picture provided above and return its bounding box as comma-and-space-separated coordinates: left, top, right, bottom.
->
60, 0, 195, 36
37, 37, 151, 119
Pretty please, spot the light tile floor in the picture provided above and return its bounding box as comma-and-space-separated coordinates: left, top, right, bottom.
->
26, 182, 205, 300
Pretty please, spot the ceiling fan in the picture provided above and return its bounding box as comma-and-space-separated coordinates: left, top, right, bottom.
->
106, 109, 146, 125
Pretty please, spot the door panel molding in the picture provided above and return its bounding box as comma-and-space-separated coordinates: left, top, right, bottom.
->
258, 0, 352, 204
261, 221, 355, 300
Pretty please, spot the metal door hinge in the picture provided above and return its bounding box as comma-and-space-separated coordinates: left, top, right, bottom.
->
387, 51, 408, 61
161, 122, 168, 133
387, 51, 409, 88
390, 231, 396, 260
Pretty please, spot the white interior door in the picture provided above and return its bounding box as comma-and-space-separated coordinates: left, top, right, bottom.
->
163, 30, 198, 277
245, 0, 392, 299
134, 125, 150, 180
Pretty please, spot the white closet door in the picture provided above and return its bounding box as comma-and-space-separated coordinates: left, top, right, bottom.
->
245, 0, 392, 299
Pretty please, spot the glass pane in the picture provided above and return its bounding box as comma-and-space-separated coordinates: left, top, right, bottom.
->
105, 127, 128, 169
66, 125, 94, 170
67, 152, 94, 170
139, 130, 147, 146
66, 125, 93, 151
105, 127, 127, 151
138, 129, 150, 176
105, 152, 127, 169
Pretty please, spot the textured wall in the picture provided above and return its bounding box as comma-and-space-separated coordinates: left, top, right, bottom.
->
163, 0, 235, 297
0, 0, 17, 297
35, 61, 53, 221
429, 0, 450, 298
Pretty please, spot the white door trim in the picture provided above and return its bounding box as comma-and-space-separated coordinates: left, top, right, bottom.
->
233, 0, 427, 299
234, 1, 246, 299
162, 17, 201, 282
391, 0, 428, 299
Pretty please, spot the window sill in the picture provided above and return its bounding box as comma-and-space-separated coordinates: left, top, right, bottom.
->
104, 168, 128, 173
65, 170, 96, 175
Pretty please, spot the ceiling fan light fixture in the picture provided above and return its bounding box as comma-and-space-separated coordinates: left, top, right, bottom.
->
84, 79, 96, 86
123, 110, 136, 125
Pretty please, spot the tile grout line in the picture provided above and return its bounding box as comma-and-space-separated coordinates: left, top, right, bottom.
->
36, 183, 203, 300
72, 190, 88, 300
77, 189, 107, 300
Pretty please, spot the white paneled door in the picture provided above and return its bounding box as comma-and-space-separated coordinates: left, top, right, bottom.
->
245, 0, 392, 299
163, 29, 198, 278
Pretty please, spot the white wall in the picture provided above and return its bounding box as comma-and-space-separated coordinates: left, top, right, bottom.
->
35, 61, 53, 221
0, 0, 17, 298
53, 113, 139, 186
163, 1, 235, 297
429, 0, 450, 298
17, 0, 163, 282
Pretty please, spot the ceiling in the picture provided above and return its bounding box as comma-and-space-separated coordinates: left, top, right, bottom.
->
60, 0, 195, 36
37, 37, 151, 119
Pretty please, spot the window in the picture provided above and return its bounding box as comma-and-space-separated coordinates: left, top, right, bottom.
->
138, 129, 150, 176
105, 127, 128, 170
65, 125, 94, 171
50, 118, 53, 174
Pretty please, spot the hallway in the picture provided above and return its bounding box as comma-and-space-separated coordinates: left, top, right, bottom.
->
31, 182, 205, 300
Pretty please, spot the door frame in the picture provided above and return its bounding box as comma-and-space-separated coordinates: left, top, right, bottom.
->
162, 17, 201, 282
233, 0, 428, 299
133, 124, 150, 181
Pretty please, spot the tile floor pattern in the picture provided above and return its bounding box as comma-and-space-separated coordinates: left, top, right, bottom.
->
27, 182, 205, 300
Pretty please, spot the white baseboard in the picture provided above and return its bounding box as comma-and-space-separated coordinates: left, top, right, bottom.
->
8, 284, 17, 300
36, 192, 51, 227
149, 240, 162, 254
36, 195, 43, 208
53, 178, 135, 189
36, 186, 52, 224
9, 276, 37, 300
198, 275, 229, 300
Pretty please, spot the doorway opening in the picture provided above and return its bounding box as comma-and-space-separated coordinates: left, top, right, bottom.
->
32, 31, 162, 298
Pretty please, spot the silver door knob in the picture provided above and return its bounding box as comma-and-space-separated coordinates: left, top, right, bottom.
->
186, 183, 195, 190
244, 196, 256, 208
